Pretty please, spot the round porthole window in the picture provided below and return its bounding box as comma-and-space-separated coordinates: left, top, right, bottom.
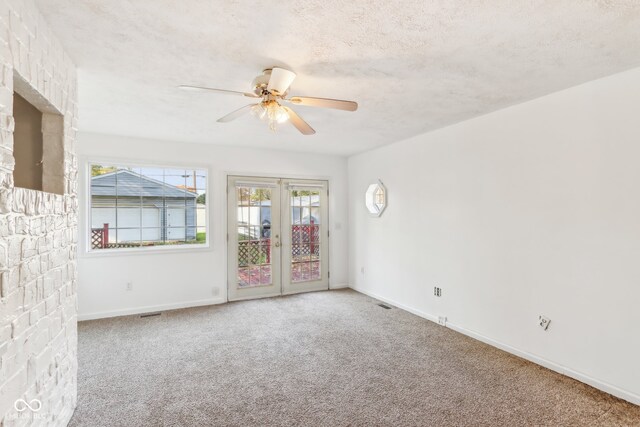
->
365, 181, 386, 217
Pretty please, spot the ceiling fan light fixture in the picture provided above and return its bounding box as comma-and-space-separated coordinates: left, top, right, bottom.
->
264, 101, 289, 131
250, 100, 289, 131
251, 103, 266, 120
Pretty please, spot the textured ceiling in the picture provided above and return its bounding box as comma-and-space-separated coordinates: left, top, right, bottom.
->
35, 0, 640, 156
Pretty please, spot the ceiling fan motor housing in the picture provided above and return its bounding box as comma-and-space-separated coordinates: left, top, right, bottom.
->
252, 69, 273, 96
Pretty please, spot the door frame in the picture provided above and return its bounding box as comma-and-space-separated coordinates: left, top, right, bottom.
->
224, 171, 332, 302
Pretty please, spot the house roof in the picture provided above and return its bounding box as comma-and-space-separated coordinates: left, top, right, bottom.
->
91, 170, 197, 198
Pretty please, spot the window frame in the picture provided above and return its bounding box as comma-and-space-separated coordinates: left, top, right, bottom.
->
83, 159, 211, 256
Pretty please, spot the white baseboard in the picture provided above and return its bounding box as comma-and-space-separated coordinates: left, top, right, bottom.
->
80, 287, 350, 320
446, 322, 640, 406
78, 298, 226, 321
349, 285, 640, 406
350, 285, 439, 323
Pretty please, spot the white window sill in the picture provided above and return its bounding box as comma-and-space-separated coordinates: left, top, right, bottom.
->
81, 243, 213, 258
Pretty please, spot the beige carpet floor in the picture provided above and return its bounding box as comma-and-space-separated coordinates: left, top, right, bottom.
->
70, 289, 640, 426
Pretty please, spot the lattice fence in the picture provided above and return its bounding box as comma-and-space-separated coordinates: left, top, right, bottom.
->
237, 225, 321, 265
291, 224, 320, 244
292, 225, 320, 261
91, 224, 109, 249
291, 244, 320, 260
238, 239, 271, 266
91, 229, 104, 249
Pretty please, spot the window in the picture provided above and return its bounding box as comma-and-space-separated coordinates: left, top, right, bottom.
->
365, 181, 386, 217
89, 163, 207, 251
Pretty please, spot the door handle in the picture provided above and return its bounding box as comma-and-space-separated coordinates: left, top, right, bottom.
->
274, 242, 281, 248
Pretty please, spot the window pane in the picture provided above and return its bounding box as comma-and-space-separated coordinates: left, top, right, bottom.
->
249, 265, 261, 286
142, 207, 161, 229
260, 206, 271, 230
260, 265, 272, 286
237, 206, 248, 225
291, 263, 301, 282
310, 261, 321, 281
310, 207, 320, 225
291, 244, 302, 262
116, 228, 141, 246
248, 207, 260, 227
311, 242, 321, 259
238, 267, 249, 287
142, 228, 162, 242
167, 227, 186, 241
237, 226, 249, 241
186, 227, 198, 242
196, 227, 206, 243
91, 164, 117, 178
182, 170, 198, 193
196, 207, 206, 228
139, 167, 164, 184
248, 226, 260, 240
301, 262, 311, 281
237, 187, 249, 206
117, 207, 141, 228
166, 208, 186, 228
194, 171, 207, 191
91, 207, 115, 229
164, 168, 187, 189
311, 224, 320, 243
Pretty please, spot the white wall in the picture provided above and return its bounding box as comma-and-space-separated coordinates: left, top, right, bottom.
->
348, 66, 640, 404
77, 132, 348, 320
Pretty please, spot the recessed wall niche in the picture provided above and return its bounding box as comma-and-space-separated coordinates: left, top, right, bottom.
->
13, 93, 43, 190
12, 71, 65, 195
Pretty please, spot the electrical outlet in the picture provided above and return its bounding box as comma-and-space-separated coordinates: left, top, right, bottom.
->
212, 287, 220, 297
434, 286, 442, 297
126, 282, 133, 291
438, 316, 447, 326
539, 315, 551, 331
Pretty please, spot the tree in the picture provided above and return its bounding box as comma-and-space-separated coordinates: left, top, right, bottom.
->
290, 190, 314, 197
197, 193, 206, 204
91, 165, 116, 177
250, 189, 271, 202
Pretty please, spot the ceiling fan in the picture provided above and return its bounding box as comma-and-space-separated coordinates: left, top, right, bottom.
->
179, 67, 358, 135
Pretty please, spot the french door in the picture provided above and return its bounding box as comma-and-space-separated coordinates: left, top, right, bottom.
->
227, 176, 329, 301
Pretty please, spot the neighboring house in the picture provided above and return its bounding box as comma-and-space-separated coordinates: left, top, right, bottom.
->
238, 195, 321, 239
291, 195, 321, 225
91, 170, 197, 243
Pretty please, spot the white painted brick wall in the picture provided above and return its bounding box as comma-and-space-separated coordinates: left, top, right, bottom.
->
0, 0, 77, 426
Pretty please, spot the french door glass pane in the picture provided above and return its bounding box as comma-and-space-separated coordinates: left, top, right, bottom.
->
237, 186, 272, 288
290, 189, 321, 283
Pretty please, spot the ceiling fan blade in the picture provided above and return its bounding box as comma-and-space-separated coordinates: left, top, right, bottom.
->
179, 85, 258, 98
282, 106, 315, 135
267, 68, 296, 95
286, 96, 358, 112
217, 104, 257, 123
